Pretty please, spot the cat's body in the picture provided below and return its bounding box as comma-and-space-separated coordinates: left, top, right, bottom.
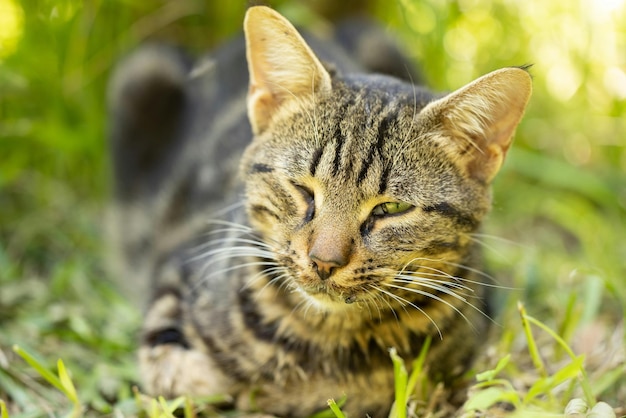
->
109, 7, 531, 417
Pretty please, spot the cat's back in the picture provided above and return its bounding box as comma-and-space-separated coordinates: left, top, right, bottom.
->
107, 39, 251, 302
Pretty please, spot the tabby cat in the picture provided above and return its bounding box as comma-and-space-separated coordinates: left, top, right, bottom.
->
108, 6, 531, 417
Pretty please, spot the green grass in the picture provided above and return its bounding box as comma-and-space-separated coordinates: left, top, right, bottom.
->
1, 0, 625, 416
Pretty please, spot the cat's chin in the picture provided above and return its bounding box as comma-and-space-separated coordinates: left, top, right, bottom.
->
295, 286, 359, 312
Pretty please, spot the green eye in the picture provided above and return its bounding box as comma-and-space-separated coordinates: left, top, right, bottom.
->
371, 201, 413, 217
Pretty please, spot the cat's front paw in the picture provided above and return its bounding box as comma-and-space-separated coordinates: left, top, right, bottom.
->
138, 342, 232, 399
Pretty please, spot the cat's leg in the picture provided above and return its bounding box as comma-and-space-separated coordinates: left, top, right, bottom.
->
136, 252, 235, 399
139, 288, 234, 398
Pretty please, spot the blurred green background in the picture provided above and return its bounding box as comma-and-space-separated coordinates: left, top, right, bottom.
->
1, 0, 625, 414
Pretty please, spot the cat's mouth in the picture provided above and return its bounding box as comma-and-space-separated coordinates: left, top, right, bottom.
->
283, 257, 365, 309
294, 280, 360, 309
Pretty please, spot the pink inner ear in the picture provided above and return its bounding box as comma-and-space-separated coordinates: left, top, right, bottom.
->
467, 143, 504, 184
246, 83, 276, 135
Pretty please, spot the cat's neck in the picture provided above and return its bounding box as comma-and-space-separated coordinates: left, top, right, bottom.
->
241, 258, 477, 357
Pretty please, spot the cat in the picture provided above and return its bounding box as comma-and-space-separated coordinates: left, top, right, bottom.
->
107, 5, 531, 417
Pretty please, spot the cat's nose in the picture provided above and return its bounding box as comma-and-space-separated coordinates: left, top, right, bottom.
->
308, 222, 353, 281
310, 255, 345, 280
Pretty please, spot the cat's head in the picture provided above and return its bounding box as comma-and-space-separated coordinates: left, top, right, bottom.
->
240, 6, 531, 312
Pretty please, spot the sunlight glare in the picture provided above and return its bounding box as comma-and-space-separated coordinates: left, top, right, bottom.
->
591, 0, 626, 13
0, 0, 24, 59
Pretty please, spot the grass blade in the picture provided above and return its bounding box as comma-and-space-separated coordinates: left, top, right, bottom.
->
524, 355, 584, 402
12, 345, 65, 394
517, 302, 547, 378
525, 314, 595, 405
406, 336, 431, 396
476, 354, 511, 383
184, 396, 195, 418
463, 386, 520, 411
1, 400, 9, 418
57, 359, 79, 404
389, 347, 408, 418
327, 399, 346, 418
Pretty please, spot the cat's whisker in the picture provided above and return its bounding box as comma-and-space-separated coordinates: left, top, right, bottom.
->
205, 217, 251, 228
469, 232, 524, 247
190, 243, 281, 293
367, 285, 397, 323
369, 285, 411, 330
202, 222, 281, 247
468, 239, 503, 259
391, 262, 468, 288
400, 262, 516, 291
390, 268, 474, 290
389, 277, 474, 303
208, 260, 281, 280
392, 275, 473, 293
464, 234, 508, 259
370, 284, 442, 339
195, 259, 280, 293
257, 274, 286, 297
372, 291, 389, 323
404, 257, 500, 286
290, 297, 311, 319
194, 254, 275, 284
198, 236, 276, 251
384, 281, 494, 330
193, 250, 273, 274
360, 292, 375, 321
207, 201, 247, 218
432, 260, 502, 286
382, 282, 475, 334
197, 229, 272, 250
193, 245, 275, 262
361, 286, 382, 322
203, 224, 253, 236
255, 271, 292, 298
278, 275, 296, 294
300, 297, 318, 320
203, 220, 284, 249
241, 265, 287, 290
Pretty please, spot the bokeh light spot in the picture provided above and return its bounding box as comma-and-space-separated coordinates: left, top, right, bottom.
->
604, 67, 626, 100
546, 62, 582, 102
0, 0, 24, 59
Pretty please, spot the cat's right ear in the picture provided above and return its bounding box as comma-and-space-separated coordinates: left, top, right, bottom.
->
244, 6, 332, 135
420, 67, 532, 184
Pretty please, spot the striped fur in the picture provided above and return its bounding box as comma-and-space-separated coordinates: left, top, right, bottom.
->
108, 6, 531, 417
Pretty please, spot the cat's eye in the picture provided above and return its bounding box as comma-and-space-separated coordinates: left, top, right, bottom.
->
294, 184, 315, 221
371, 201, 413, 217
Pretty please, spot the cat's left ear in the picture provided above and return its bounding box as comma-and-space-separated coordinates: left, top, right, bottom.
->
421, 67, 532, 184
244, 6, 332, 135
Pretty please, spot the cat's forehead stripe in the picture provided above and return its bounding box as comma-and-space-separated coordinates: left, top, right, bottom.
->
355, 112, 393, 187
309, 147, 324, 176
378, 165, 391, 195
331, 124, 345, 177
